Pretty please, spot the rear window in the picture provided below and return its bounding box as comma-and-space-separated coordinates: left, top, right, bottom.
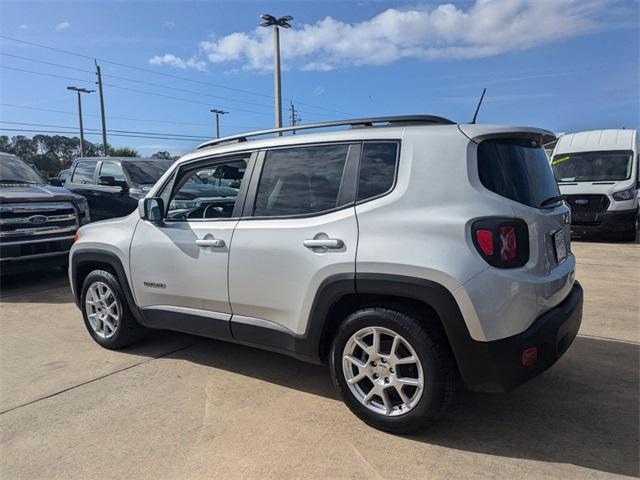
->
123, 161, 172, 185
478, 139, 559, 208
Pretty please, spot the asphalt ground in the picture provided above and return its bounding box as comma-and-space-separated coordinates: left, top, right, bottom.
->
0, 240, 638, 479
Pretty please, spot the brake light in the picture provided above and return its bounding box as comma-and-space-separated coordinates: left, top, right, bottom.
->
474, 229, 494, 255
472, 218, 529, 268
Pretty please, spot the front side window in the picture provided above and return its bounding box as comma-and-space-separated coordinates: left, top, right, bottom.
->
71, 161, 98, 184
166, 156, 248, 220
357, 142, 398, 201
254, 144, 349, 217
551, 150, 633, 182
99, 161, 126, 182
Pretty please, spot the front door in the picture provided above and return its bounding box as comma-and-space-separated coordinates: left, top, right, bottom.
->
94, 160, 133, 220
130, 153, 253, 326
228, 143, 360, 337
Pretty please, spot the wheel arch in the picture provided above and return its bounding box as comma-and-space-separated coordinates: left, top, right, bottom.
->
71, 250, 143, 323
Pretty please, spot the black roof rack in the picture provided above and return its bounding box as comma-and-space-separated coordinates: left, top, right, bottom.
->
196, 115, 455, 150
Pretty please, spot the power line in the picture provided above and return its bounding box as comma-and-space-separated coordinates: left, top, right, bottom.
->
0, 121, 211, 140
0, 128, 205, 142
0, 103, 261, 129
0, 34, 357, 117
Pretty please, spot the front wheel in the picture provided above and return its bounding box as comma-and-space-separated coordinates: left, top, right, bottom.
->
80, 270, 147, 349
330, 308, 454, 433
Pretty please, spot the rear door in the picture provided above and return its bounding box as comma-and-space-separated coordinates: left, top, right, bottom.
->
228, 143, 360, 341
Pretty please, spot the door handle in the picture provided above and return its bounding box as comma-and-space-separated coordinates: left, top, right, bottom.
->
195, 238, 225, 248
303, 238, 344, 249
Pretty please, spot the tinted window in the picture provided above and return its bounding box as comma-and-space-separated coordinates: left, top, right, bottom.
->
551, 150, 633, 182
166, 157, 248, 220
0, 155, 44, 185
478, 139, 559, 208
358, 142, 398, 201
254, 144, 349, 217
71, 161, 98, 184
99, 161, 126, 181
123, 160, 172, 185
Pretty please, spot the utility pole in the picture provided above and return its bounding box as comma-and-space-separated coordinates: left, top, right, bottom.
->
210, 109, 228, 138
260, 14, 293, 135
95, 60, 108, 156
289, 101, 300, 134
67, 86, 94, 158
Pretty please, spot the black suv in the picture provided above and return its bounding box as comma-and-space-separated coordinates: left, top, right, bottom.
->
0, 153, 90, 274
64, 157, 172, 221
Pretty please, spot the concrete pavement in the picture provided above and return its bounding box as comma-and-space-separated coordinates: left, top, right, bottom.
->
0, 241, 638, 479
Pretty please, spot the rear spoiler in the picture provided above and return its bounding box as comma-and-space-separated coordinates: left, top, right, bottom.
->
458, 125, 556, 147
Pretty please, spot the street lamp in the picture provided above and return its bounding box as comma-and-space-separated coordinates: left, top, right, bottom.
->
67, 86, 94, 158
260, 14, 293, 134
210, 108, 228, 138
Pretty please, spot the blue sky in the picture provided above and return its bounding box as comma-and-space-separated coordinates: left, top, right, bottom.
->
1, 0, 638, 156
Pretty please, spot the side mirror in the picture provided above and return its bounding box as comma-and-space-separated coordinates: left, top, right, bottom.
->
99, 176, 128, 190
49, 178, 63, 187
139, 197, 164, 223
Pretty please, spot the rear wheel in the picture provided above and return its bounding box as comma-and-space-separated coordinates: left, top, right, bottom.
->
330, 308, 454, 433
80, 270, 147, 349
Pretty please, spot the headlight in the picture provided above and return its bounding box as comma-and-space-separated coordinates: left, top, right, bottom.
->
612, 187, 636, 201
76, 198, 91, 224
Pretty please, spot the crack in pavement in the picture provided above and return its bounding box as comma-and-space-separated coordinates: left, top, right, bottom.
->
0, 340, 202, 416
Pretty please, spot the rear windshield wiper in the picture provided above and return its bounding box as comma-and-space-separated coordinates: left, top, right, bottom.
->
539, 194, 565, 208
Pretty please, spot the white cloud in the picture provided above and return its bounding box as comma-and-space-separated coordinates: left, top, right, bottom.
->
148, 53, 207, 71
18, 24, 28, 30
54, 21, 70, 32
149, 0, 614, 72
163, 20, 176, 29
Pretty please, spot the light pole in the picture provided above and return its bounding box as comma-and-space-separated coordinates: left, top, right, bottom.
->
260, 14, 293, 134
67, 86, 94, 158
210, 109, 228, 138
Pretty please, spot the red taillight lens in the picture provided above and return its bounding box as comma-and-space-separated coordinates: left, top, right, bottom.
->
498, 226, 516, 261
474, 229, 494, 255
521, 346, 538, 366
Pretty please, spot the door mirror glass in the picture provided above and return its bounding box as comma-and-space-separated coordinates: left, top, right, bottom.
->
140, 197, 164, 222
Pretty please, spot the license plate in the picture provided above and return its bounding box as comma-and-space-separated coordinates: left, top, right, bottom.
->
554, 229, 567, 263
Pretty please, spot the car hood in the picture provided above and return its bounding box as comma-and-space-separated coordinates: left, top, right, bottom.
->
558, 180, 635, 196
0, 184, 83, 203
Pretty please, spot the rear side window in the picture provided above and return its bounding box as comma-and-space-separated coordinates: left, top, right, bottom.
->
254, 144, 349, 217
71, 161, 98, 184
478, 139, 559, 208
357, 142, 398, 201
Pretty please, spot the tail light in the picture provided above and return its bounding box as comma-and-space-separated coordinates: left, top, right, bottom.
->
472, 218, 529, 268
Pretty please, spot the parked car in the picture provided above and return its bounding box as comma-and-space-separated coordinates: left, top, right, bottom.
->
69, 116, 582, 433
0, 153, 90, 274
551, 129, 639, 241
49, 168, 71, 187
64, 157, 172, 221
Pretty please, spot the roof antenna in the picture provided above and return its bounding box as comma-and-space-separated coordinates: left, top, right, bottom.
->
471, 88, 486, 124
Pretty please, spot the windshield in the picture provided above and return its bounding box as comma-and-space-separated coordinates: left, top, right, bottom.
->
552, 150, 633, 182
478, 139, 560, 208
123, 160, 172, 185
0, 155, 45, 186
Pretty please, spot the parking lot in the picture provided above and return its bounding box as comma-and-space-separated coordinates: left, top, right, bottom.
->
0, 241, 638, 480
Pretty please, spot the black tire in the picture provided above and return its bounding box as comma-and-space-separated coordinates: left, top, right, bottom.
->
80, 269, 147, 349
330, 307, 454, 433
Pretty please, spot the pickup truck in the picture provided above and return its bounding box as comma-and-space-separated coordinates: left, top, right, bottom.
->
0, 153, 90, 274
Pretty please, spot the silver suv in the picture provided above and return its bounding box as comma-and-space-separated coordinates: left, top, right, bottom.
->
69, 116, 583, 433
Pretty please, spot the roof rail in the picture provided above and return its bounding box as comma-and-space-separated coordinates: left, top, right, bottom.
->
196, 115, 455, 150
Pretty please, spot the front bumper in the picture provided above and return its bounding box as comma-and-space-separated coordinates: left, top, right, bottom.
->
570, 207, 638, 236
457, 281, 583, 392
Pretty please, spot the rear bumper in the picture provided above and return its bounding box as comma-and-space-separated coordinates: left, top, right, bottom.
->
457, 281, 583, 392
570, 207, 638, 236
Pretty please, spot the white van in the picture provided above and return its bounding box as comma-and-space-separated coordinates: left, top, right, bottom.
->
551, 129, 639, 241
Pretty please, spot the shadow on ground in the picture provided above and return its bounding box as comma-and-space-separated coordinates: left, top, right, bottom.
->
0, 269, 70, 303
121, 333, 639, 477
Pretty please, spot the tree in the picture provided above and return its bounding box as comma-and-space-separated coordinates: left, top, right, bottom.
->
151, 151, 172, 160
109, 147, 139, 157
